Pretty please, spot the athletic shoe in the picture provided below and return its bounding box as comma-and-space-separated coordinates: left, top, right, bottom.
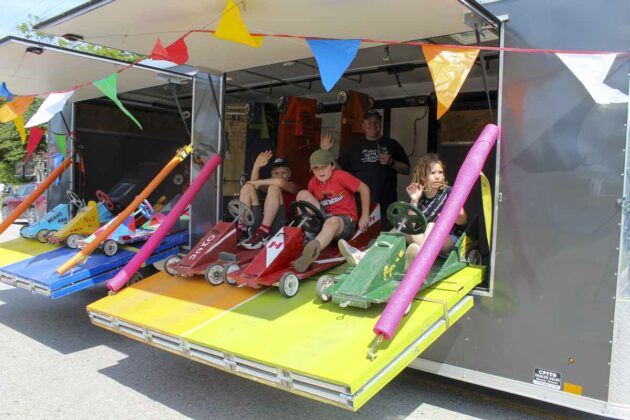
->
404, 243, 421, 270
293, 239, 321, 273
241, 229, 271, 250
338, 239, 365, 266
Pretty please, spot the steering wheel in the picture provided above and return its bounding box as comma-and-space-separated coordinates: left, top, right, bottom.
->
290, 201, 326, 234
227, 199, 255, 227
66, 190, 85, 209
138, 200, 154, 220
95, 189, 116, 212
387, 201, 427, 235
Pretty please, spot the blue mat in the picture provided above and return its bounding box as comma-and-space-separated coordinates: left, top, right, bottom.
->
0, 231, 188, 298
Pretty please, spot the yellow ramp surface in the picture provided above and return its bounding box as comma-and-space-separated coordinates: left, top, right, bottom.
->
88, 266, 483, 410
0, 237, 57, 267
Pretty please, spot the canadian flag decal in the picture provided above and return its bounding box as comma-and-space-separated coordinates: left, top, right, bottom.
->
265, 231, 285, 266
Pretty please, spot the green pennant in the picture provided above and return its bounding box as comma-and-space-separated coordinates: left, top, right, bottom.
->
55, 134, 67, 155
92, 73, 142, 129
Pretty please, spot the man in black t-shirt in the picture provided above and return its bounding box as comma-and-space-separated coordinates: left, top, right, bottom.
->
321, 110, 410, 230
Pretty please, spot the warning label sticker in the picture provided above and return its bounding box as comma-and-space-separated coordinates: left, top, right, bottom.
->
533, 368, 562, 390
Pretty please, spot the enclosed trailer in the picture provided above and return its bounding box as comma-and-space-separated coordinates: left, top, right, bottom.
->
16, 0, 630, 416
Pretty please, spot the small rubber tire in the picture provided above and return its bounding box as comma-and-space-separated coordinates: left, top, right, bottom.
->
468, 249, 483, 265
66, 234, 81, 249
164, 255, 182, 276
36, 229, 49, 243
103, 239, 118, 257
205, 264, 225, 286
279, 272, 300, 298
316, 275, 335, 302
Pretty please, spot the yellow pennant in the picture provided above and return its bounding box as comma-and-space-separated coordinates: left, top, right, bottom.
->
14, 115, 26, 143
0, 96, 35, 123
214, 0, 263, 48
422, 45, 479, 119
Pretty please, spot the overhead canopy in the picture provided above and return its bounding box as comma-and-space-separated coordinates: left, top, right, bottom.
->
0, 37, 191, 101
37, 0, 500, 74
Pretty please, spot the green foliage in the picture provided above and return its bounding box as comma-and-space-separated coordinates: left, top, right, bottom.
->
0, 98, 45, 183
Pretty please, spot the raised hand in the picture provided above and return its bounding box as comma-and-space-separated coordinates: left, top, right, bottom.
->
254, 150, 273, 168
406, 182, 423, 203
320, 130, 334, 150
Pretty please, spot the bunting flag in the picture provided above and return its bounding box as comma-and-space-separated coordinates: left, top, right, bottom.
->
92, 73, 142, 129
556, 53, 629, 104
214, 0, 263, 48
14, 115, 26, 143
25, 127, 45, 163
151, 37, 189, 65
422, 45, 479, 119
55, 133, 67, 155
53, 153, 64, 186
0, 96, 34, 123
0, 82, 14, 101
307, 39, 361, 92
25, 91, 74, 128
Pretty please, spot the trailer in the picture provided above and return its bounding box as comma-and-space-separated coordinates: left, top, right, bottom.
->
0, 0, 625, 416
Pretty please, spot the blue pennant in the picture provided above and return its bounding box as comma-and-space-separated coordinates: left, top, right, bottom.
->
0, 82, 14, 101
307, 39, 361, 92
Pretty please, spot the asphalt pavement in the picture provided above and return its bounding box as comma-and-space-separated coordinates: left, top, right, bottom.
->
0, 223, 601, 419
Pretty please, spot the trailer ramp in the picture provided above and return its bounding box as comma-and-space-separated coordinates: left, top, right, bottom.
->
0, 232, 187, 298
88, 265, 482, 410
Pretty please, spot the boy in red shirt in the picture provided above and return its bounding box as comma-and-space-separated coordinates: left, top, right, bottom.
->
293, 149, 370, 272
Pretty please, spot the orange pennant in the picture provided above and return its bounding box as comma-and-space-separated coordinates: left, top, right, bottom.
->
214, 0, 263, 48
422, 45, 479, 119
0, 96, 35, 123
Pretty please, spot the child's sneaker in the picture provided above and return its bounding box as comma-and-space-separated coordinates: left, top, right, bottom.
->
404, 243, 421, 270
293, 239, 321, 273
242, 228, 271, 250
338, 239, 365, 266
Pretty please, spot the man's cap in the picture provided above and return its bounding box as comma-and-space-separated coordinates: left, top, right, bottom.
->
271, 157, 290, 168
363, 109, 382, 121
310, 149, 335, 169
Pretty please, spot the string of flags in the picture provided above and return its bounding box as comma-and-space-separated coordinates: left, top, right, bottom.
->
1, 0, 629, 162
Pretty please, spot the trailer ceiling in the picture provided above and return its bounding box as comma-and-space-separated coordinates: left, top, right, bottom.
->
37, 0, 499, 73
0, 37, 190, 101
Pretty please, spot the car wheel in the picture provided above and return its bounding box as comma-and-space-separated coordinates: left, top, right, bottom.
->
66, 234, 81, 249
103, 240, 118, 257
467, 249, 483, 265
316, 275, 335, 302
19, 225, 28, 238
36, 229, 49, 243
205, 264, 225, 286
164, 255, 182, 276
279, 272, 300, 298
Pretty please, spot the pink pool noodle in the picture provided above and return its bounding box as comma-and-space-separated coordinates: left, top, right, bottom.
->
374, 124, 499, 340
107, 154, 222, 292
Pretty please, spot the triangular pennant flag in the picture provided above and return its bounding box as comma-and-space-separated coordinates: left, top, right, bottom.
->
422, 45, 479, 119
556, 53, 629, 104
151, 37, 189, 65
0, 82, 14, 101
14, 115, 26, 143
55, 133, 67, 155
92, 73, 142, 129
25, 127, 45, 163
52, 153, 64, 186
214, 0, 263, 48
0, 96, 34, 123
307, 39, 361, 92
25, 91, 74, 128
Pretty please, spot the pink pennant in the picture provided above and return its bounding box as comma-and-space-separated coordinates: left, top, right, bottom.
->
25, 127, 45, 163
151, 37, 189, 65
